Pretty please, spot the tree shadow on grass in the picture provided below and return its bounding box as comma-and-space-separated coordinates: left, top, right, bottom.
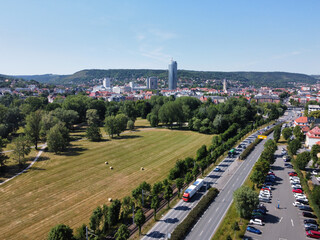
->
58, 145, 87, 157
112, 135, 142, 140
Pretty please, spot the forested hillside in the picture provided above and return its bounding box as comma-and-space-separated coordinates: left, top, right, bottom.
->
9, 69, 318, 87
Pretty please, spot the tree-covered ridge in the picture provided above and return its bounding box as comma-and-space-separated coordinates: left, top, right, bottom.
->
9, 69, 317, 87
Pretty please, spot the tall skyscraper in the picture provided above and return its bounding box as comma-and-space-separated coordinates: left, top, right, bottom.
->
223, 79, 227, 93
147, 77, 158, 89
103, 78, 111, 88
168, 59, 177, 90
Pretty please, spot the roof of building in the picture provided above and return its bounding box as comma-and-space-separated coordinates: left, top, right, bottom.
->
302, 126, 310, 133
295, 116, 308, 123
307, 126, 320, 139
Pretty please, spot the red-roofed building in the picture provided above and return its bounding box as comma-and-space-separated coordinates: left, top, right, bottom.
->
301, 126, 310, 134
294, 117, 308, 127
306, 126, 320, 148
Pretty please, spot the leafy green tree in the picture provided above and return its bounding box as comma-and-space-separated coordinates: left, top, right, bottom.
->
134, 209, 145, 236
196, 145, 208, 161
121, 196, 133, 221
107, 199, 121, 228
152, 182, 163, 196
25, 110, 43, 149
127, 120, 134, 131
232, 221, 240, 231
62, 95, 90, 122
311, 144, 320, 166
40, 113, 60, 140
288, 139, 301, 155
147, 113, 159, 127
104, 115, 117, 138
86, 109, 100, 126
192, 164, 199, 180
120, 101, 138, 122
86, 124, 102, 141
151, 195, 160, 220
115, 114, 128, 136
47, 224, 74, 240
309, 110, 320, 119
233, 186, 259, 219
0, 137, 9, 169
164, 185, 173, 208
114, 224, 130, 240
51, 108, 79, 129
296, 151, 311, 170
293, 125, 304, 142
273, 125, 281, 143
47, 123, 69, 153
11, 135, 31, 165
74, 224, 86, 240
89, 206, 103, 233
282, 127, 292, 141
312, 185, 320, 206
184, 172, 193, 184
176, 178, 184, 197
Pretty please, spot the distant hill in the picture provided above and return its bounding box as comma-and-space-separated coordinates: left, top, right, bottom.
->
6, 69, 318, 88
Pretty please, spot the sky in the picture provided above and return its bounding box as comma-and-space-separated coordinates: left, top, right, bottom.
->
1, 0, 320, 75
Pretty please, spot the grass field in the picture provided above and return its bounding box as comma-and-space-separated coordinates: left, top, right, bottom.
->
0, 128, 212, 240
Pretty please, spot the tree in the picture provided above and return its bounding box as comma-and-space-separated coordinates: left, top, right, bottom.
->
273, 125, 281, 143
134, 209, 145, 236
296, 151, 311, 170
121, 196, 133, 221
127, 120, 134, 131
47, 224, 74, 240
24, 110, 43, 149
233, 186, 259, 219
288, 139, 301, 155
184, 172, 193, 184
312, 185, 320, 206
152, 182, 163, 196
86, 109, 100, 126
0, 137, 9, 169
47, 123, 69, 153
192, 164, 199, 180
104, 115, 117, 138
282, 127, 292, 141
86, 124, 102, 141
51, 108, 79, 129
40, 113, 60, 140
114, 224, 130, 240
115, 114, 128, 136
151, 195, 160, 220
89, 206, 103, 233
147, 113, 159, 127
62, 95, 90, 122
11, 135, 31, 165
107, 199, 121, 228
311, 144, 320, 166
176, 178, 184, 197
164, 185, 173, 208
196, 145, 208, 161
74, 224, 86, 240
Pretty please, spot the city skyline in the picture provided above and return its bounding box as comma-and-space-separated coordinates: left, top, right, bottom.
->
1, 0, 320, 75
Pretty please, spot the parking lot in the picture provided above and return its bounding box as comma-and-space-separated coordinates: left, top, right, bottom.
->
244, 146, 312, 240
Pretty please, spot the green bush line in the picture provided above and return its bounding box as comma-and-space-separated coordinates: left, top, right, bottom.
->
170, 188, 220, 240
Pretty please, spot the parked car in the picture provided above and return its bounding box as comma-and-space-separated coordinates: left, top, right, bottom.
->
293, 201, 305, 207
291, 184, 302, 189
246, 226, 262, 234
252, 209, 266, 215
303, 212, 317, 218
289, 172, 298, 176
304, 219, 318, 225
312, 170, 318, 175
249, 218, 264, 226
306, 230, 320, 238
305, 223, 318, 231
214, 167, 221, 172
292, 188, 303, 193
299, 205, 313, 212
290, 176, 300, 180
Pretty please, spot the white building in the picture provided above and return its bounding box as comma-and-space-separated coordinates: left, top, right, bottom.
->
306, 126, 320, 149
103, 78, 111, 88
308, 105, 320, 114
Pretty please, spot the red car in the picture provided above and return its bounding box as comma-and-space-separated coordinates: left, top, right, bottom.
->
289, 172, 298, 176
261, 188, 271, 192
292, 188, 303, 193
306, 230, 320, 238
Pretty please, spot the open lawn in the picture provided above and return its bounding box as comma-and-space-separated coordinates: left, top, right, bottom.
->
0, 128, 212, 240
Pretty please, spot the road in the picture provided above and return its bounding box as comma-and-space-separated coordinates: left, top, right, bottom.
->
185, 135, 271, 240
243, 146, 307, 240
142, 131, 267, 240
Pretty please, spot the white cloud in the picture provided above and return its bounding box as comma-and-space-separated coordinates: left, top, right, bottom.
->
139, 46, 171, 63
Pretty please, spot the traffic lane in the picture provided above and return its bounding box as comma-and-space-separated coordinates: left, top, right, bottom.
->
186, 139, 267, 240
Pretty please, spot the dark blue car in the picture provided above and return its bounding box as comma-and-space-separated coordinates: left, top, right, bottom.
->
247, 226, 262, 234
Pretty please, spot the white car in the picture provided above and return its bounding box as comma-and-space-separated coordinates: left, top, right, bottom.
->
291, 184, 302, 188
293, 201, 305, 207
316, 177, 320, 182
290, 176, 300, 180
259, 194, 271, 199
295, 196, 308, 201
249, 218, 264, 226
312, 170, 318, 175
290, 179, 300, 184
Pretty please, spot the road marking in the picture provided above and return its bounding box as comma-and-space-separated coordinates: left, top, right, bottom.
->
215, 207, 219, 212
291, 219, 294, 227
209, 217, 212, 222
279, 217, 283, 223
227, 190, 230, 194
200, 230, 203, 236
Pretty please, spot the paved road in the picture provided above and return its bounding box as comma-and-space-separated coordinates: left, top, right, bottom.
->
244, 147, 308, 240
185, 135, 271, 240
142, 133, 260, 240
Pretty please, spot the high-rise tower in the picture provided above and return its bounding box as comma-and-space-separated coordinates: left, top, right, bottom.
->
168, 59, 177, 90
223, 79, 227, 93
147, 77, 158, 89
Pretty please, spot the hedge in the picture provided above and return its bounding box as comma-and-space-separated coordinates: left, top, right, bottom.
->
170, 188, 219, 240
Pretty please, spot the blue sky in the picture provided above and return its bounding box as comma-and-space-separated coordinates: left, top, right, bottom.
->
1, 0, 320, 75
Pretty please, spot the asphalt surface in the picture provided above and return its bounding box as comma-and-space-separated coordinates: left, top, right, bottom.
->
142, 131, 268, 240
243, 147, 308, 240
